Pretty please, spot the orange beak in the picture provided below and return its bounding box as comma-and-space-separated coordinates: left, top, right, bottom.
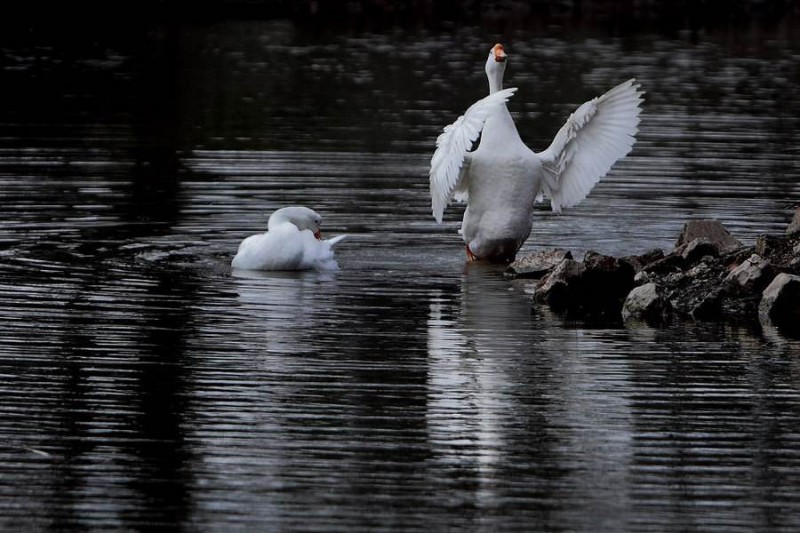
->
314, 230, 322, 240
493, 43, 506, 63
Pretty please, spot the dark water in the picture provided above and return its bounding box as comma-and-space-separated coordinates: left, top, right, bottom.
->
2, 17, 800, 531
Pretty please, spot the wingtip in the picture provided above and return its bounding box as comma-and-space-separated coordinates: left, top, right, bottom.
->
631, 79, 646, 97
431, 201, 444, 224
327, 234, 348, 247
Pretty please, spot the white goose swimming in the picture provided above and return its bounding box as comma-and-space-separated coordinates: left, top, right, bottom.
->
231, 206, 346, 271
430, 43, 644, 262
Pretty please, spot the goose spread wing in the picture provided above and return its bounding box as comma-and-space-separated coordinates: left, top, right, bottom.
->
535, 79, 644, 213
429, 87, 517, 223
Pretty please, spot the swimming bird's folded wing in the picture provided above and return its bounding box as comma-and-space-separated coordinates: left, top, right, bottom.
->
429, 88, 517, 223
535, 79, 644, 213
326, 235, 347, 247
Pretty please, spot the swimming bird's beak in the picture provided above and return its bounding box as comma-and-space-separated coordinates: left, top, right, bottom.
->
493, 43, 506, 63
314, 230, 322, 240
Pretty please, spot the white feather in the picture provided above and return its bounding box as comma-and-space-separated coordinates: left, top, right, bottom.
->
429, 88, 517, 223
536, 79, 645, 213
231, 207, 347, 271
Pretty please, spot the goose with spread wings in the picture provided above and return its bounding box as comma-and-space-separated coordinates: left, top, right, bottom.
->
429, 43, 644, 262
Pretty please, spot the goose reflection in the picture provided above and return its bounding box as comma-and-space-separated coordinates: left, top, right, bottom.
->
231, 269, 339, 357
426, 263, 543, 491
427, 262, 637, 514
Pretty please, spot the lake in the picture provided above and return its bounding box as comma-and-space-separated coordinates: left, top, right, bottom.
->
1, 13, 800, 531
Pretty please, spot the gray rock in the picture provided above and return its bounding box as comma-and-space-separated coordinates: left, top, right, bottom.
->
522, 217, 800, 327
508, 248, 572, 278
787, 207, 800, 236
622, 283, 670, 321
724, 254, 773, 293
675, 219, 743, 253
755, 234, 800, 271
583, 251, 636, 309
759, 273, 800, 327
690, 287, 724, 320
533, 258, 586, 309
662, 261, 728, 318
532, 252, 636, 317
756, 234, 784, 257
720, 246, 758, 268
680, 237, 720, 263
622, 249, 665, 272
643, 253, 684, 275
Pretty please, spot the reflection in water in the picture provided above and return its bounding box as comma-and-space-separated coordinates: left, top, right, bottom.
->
232, 269, 339, 356
427, 264, 544, 513
0, 257, 196, 529
192, 267, 436, 529
622, 323, 800, 530
428, 264, 639, 527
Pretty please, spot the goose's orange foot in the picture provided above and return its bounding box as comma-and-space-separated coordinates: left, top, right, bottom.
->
466, 244, 478, 261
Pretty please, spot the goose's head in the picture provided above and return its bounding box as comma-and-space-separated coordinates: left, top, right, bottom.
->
485, 43, 507, 94
268, 206, 323, 239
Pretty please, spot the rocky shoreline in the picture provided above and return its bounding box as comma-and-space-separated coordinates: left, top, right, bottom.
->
508, 210, 800, 332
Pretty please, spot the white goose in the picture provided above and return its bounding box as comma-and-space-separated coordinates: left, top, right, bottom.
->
430, 43, 644, 262
231, 206, 346, 271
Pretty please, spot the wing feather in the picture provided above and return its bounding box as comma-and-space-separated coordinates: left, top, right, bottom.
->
429, 88, 517, 223
536, 79, 644, 213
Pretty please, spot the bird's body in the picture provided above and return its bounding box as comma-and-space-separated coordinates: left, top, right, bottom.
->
430, 43, 644, 262
461, 104, 541, 261
231, 206, 346, 271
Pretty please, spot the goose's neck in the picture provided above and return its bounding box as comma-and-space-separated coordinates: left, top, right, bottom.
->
488, 70, 504, 94
267, 211, 289, 230
486, 59, 506, 94
481, 61, 521, 145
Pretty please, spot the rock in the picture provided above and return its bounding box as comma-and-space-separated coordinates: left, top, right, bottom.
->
533, 258, 586, 309
662, 261, 727, 318
522, 217, 800, 329
622, 283, 670, 321
622, 249, 665, 272
721, 294, 761, 319
534, 252, 634, 317
690, 287, 723, 320
680, 237, 720, 264
787, 207, 800, 235
724, 254, 773, 293
642, 253, 684, 275
583, 251, 636, 312
755, 234, 800, 271
508, 248, 572, 278
675, 219, 743, 253
759, 273, 800, 327
720, 246, 757, 268
756, 234, 784, 257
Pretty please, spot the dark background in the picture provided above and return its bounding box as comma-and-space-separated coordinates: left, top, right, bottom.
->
3, 0, 798, 38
